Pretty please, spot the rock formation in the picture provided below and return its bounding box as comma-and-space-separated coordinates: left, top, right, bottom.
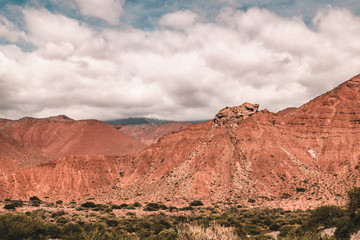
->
214, 102, 259, 127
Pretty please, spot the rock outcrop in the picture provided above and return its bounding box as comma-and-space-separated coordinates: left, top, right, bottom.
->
214, 102, 259, 127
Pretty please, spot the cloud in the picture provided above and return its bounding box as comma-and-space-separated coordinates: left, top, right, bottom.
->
1, 6, 360, 121
23, 8, 93, 47
159, 10, 198, 29
74, 0, 124, 25
0, 16, 26, 42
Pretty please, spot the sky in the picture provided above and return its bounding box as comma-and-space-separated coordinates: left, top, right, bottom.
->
0, 0, 360, 121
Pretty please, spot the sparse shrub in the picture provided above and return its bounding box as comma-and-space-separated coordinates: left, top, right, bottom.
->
51, 210, 66, 218
155, 228, 177, 240
45, 224, 62, 239
334, 216, 354, 239
144, 202, 168, 211
62, 222, 83, 239
190, 200, 204, 206
126, 204, 135, 210
248, 198, 256, 203
111, 204, 121, 209
30, 196, 41, 202
56, 200, 63, 205
75, 206, 85, 211
169, 206, 178, 212
269, 223, 280, 231
106, 219, 118, 227
30, 196, 42, 206
56, 216, 70, 225
4, 200, 23, 210
120, 203, 128, 208
144, 203, 160, 211
4, 203, 17, 210
133, 202, 142, 208
81, 201, 96, 208
281, 193, 292, 199
92, 204, 110, 212
306, 205, 345, 229
348, 186, 360, 217
296, 187, 306, 192
0, 213, 47, 240
180, 206, 194, 211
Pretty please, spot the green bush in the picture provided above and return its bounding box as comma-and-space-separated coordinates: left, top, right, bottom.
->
51, 210, 66, 218
62, 222, 83, 239
120, 203, 128, 208
30, 196, 41, 202
4, 203, 17, 210
111, 204, 121, 209
169, 206, 178, 212
306, 205, 345, 229
0, 213, 47, 240
348, 187, 360, 217
81, 201, 96, 208
190, 200, 204, 206
144, 203, 168, 211
296, 187, 306, 192
281, 193, 292, 199
333, 216, 353, 239
155, 228, 177, 240
180, 206, 193, 211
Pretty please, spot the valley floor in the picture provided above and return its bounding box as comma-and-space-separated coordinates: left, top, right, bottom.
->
1, 194, 360, 240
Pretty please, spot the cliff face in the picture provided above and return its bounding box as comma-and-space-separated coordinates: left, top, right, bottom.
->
2, 75, 360, 209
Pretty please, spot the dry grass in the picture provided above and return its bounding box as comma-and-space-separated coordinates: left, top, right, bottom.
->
177, 223, 240, 240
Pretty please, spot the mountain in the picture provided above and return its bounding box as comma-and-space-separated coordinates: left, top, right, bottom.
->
105, 117, 208, 126
2, 74, 360, 209
111, 74, 360, 208
105, 117, 172, 126
118, 122, 192, 145
0, 116, 145, 175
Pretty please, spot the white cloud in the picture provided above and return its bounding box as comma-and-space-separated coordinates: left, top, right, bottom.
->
23, 8, 110, 59
23, 8, 93, 47
1, 7, 360, 121
0, 16, 27, 42
75, 0, 124, 25
159, 10, 198, 29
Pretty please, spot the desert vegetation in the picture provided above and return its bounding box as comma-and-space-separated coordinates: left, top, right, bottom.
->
1, 188, 360, 239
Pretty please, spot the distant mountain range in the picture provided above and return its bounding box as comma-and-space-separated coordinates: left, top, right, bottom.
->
104, 117, 208, 126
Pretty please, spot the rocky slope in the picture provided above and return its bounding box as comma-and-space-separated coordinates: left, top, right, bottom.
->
2, 74, 360, 209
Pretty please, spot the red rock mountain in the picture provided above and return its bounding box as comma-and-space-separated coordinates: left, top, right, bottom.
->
2, 74, 360, 209
0, 116, 145, 175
